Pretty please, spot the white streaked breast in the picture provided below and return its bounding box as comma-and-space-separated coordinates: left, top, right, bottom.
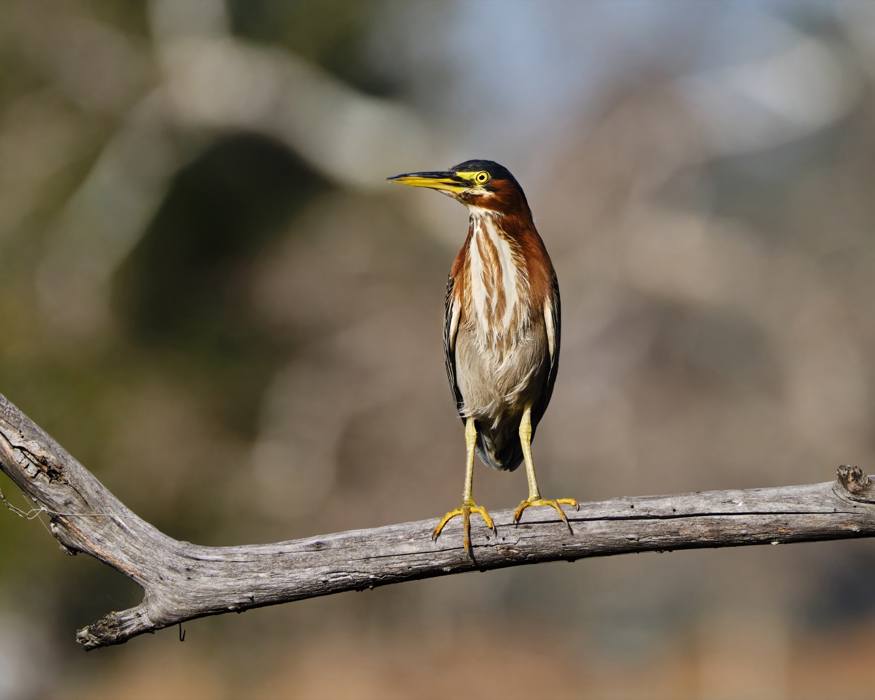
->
468, 220, 488, 327
482, 215, 521, 334
467, 211, 528, 345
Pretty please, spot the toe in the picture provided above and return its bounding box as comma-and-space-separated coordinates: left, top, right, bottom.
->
550, 501, 573, 533
513, 500, 530, 524
432, 508, 462, 542
472, 505, 496, 533
549, 501, 568, 521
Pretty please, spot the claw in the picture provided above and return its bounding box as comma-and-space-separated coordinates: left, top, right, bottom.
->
513, 497, 579, 533
432, 499, 496, 556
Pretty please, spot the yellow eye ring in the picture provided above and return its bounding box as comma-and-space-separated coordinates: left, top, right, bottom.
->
474, 171, 490, 185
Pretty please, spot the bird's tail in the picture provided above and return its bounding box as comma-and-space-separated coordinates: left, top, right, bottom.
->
476, 425, 524, 472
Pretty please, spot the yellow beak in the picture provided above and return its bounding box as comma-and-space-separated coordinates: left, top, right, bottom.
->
387, 170, 467, 194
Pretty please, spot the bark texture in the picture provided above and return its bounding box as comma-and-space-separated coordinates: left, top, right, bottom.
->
1, 393, 873, 650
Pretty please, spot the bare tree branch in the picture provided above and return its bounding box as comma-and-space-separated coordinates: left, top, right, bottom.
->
1, 393, 874, 650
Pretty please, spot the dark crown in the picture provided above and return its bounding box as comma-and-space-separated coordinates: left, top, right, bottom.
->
450, 160, 517, 184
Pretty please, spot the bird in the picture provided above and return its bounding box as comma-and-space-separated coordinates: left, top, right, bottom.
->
388, 159, 577, 555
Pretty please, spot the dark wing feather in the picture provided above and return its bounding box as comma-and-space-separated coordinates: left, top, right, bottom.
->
533, 271, 561, 429
443, 276, 465, 420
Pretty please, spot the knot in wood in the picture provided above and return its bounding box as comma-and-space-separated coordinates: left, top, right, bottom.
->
836, 465, 872, 495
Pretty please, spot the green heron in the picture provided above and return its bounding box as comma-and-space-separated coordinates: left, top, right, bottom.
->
389, 160, 577, 554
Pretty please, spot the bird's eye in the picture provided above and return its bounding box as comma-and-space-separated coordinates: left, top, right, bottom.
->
474, 171, 490, 185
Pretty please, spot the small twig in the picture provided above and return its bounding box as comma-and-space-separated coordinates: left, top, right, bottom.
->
0, 485, 45, 520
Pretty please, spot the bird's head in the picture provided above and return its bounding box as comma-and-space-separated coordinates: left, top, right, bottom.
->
388, 159, 530, 216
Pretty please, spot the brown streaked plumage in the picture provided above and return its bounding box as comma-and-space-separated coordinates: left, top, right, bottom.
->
389, 159, 577, 556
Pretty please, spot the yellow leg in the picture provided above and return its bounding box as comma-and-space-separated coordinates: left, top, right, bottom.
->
513, 406, 578, 531
432, 418, 495, 555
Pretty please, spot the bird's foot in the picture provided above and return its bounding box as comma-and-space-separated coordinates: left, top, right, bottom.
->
432, 499, 496, 556
513, 497, 579, 533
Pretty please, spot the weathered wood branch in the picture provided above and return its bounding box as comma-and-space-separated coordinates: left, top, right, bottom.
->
1, 393, 874, 650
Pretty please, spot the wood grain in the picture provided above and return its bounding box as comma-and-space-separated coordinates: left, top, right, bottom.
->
1, 393, 873, 650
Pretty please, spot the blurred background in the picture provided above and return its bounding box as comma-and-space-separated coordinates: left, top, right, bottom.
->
2, 0, 875, 698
